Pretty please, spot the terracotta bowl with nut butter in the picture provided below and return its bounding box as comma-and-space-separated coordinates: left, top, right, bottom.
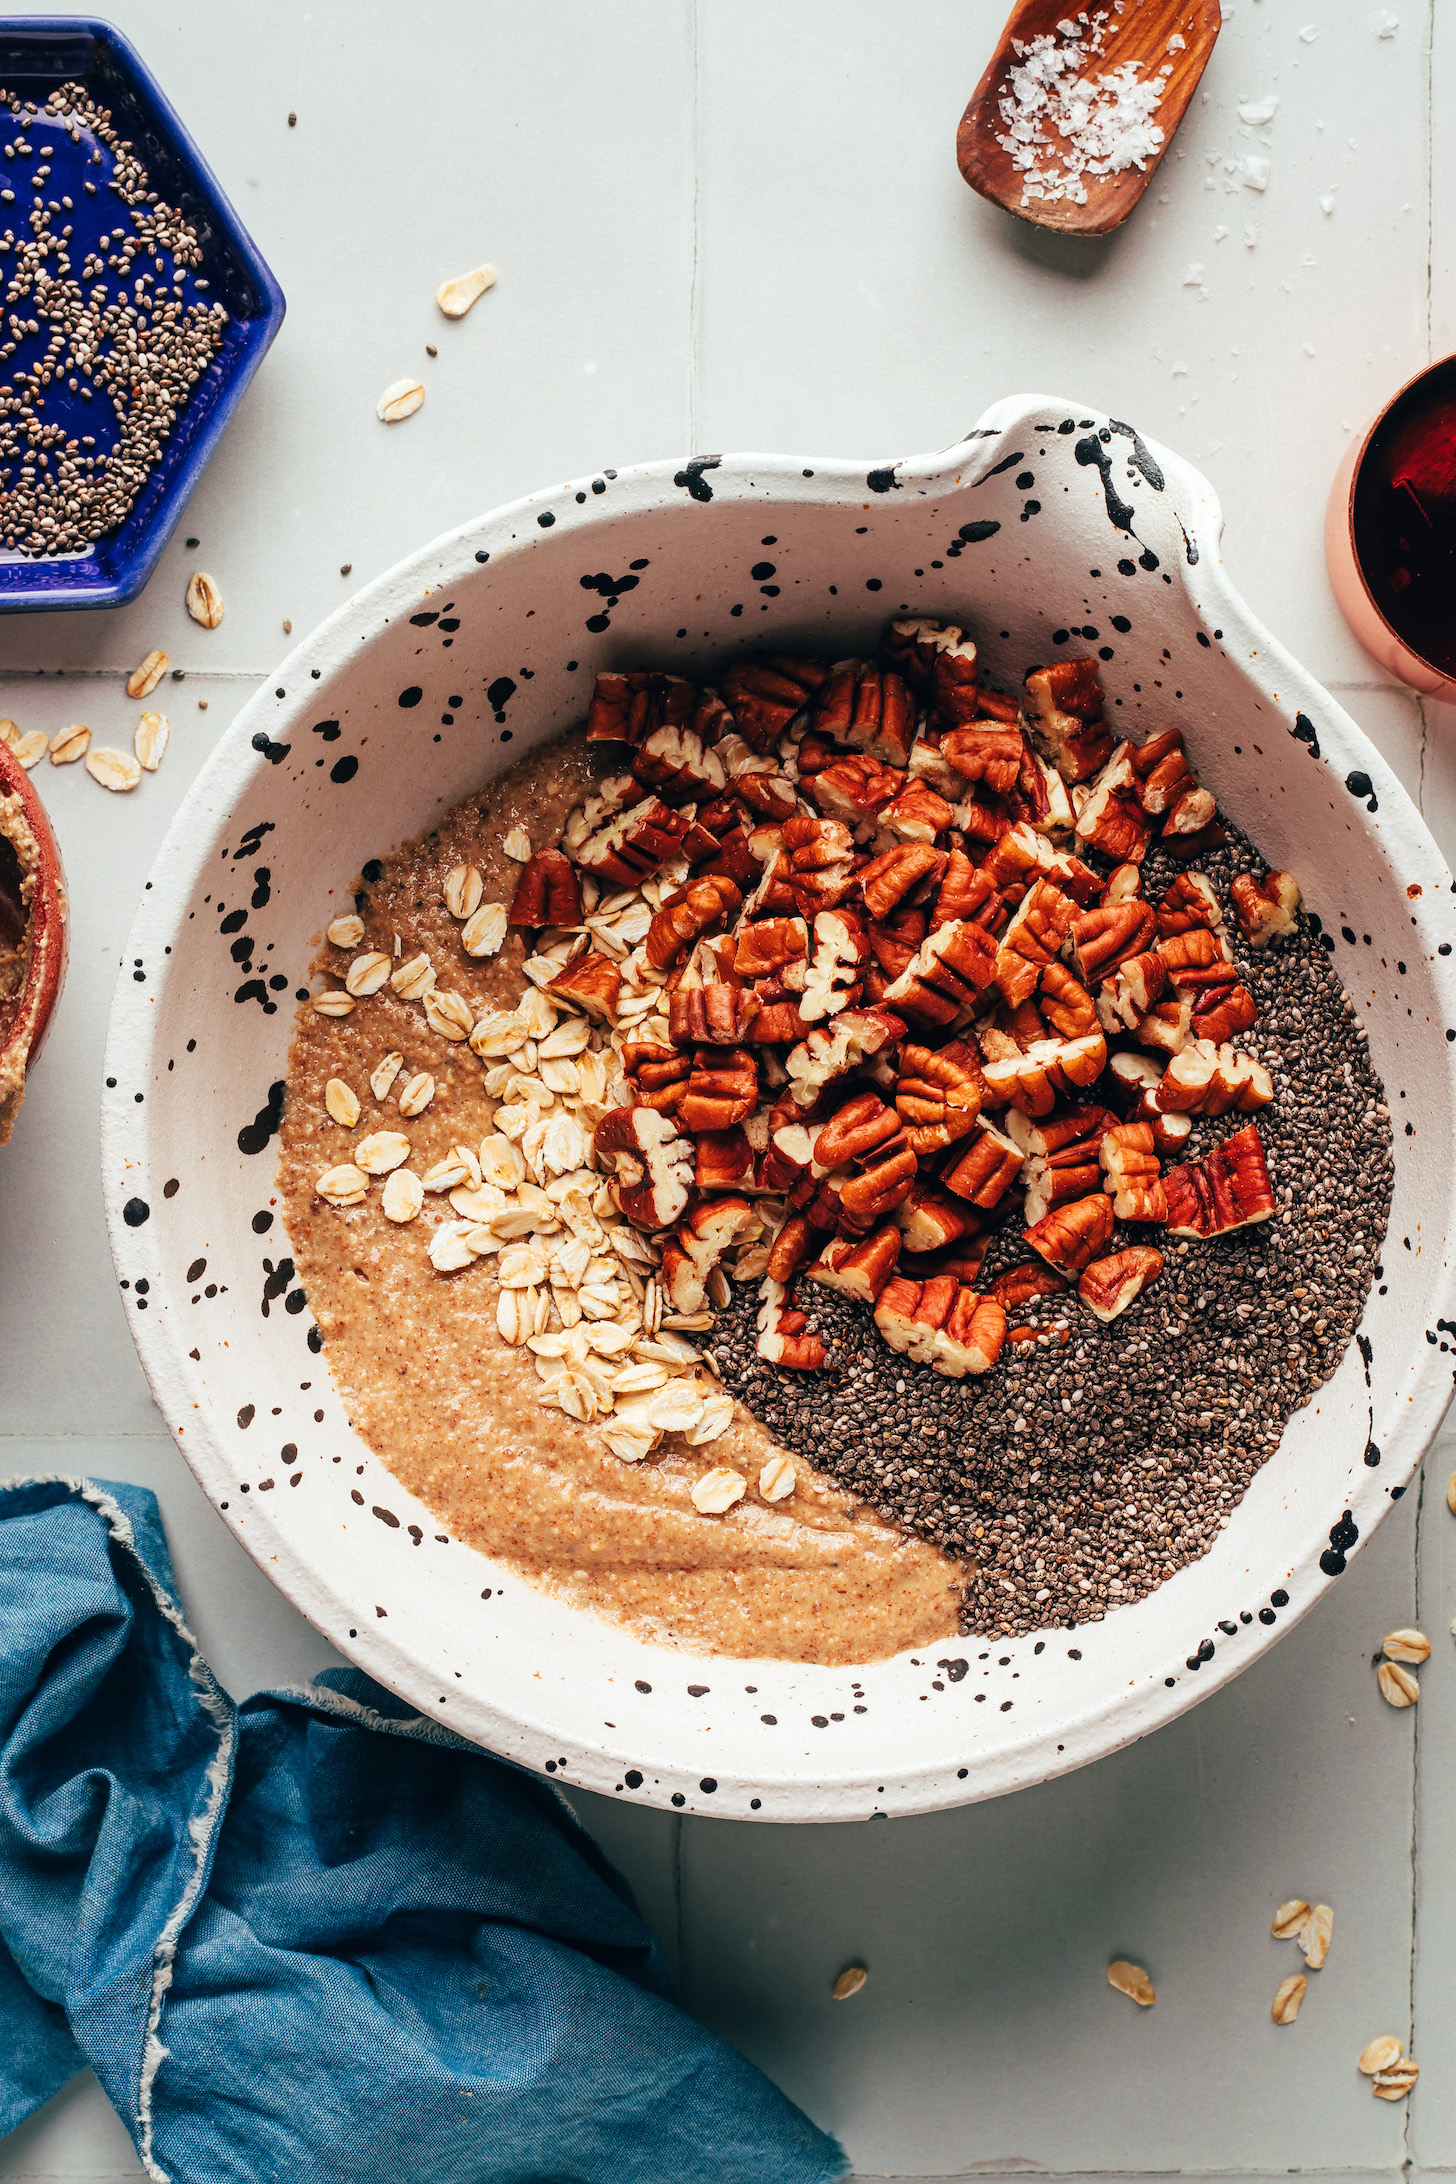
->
0, 740, 68, 1146
102, 395, 1456, 1822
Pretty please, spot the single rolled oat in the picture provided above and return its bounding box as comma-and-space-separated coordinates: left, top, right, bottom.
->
377, 376, 426, 422
49, 723, 90, 765
391, 952, 436, 1000
424, 988, 474, 1041
436, 264, 496, 318
1382, 1628, 1430, 1664
134, 712, 170, 772
11, 728, 47, 768
1271, 1974, 1307, 2025
1270, 1900, 1311, 1941
444, 864, 483, 920
325, 1078, 361, 1127
1372, 2058, 1419, 2101
85, 746, 142, 793
831, 1966, 868, 2001
1300, 1903, 1334, 1970
356, 1130, 411, 1176
1106, 1961, 1155, 2007
759, 1452, 796, 1502
1378, 1660, 1420, 1708
461, 903, 508, 958
316, 1163, 368, 1206
692, 1467, 746, 1515
312, 989, 356, 1018
328, 913, 366, 950
382, 1168, 424, 1223
1358, 2034, 1404, 2075
369, 1050, 404, 1099
127, 648, 168, 698
185, 570, 224, 627
346, 951, 392, 997
397, 1071, 436, 1116
502, 824, 533, 861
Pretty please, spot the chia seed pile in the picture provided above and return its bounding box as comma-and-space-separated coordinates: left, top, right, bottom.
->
708, 820, 1394, 1639
0, 82, 227, 557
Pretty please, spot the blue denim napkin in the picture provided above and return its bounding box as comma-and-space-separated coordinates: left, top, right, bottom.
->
0, 1476, 847, 2184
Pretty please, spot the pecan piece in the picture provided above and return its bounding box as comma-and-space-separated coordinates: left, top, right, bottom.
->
885, 917, 1000, 1026
629, 720, 728, 801
1070, 899, 1157, 983
812, 662, 917, 769
882, 617, 980, 729
508, 848, 582, 928
1158, 1038, 1273, 1115
594, 1105, 694, 1229
1129, 728, 1189, 806
1159, 925, 1233, 981
878, 781, 956, 844
982, 1031, 1108, 1118
1024, 1191, 1115, 1277
1098, 1121, 1168, 1224
669, 982, 759, 1045
781, 812, 857, 915
756, 1275, 828, 1368
1023, 659, 1114, 783
1107, 1050, 1165, 1116
1038, 961, 1098, 1039
695, 1124, 753, 1191
1105, 862, 1144, 905
941, 1117, 1025, 1207
807, 753, 904, 828
758, 1120, 818, 1195
895, 1183, 983, 1255
786, 1007, 905, 1106
586, 668, 698, 748
993, 879, 1078, 1006
1095, 948, 1167, 1034
679, 1044, 759, 1133
1012, 1106, 1116, 1223
980, 820, 1051, 890
745, 998, 810, 1045
733, 915, 809, 981
1163, 1122, 1276, 1240
722, 654, 829, 752
1188, 978, 1258, 1044
1230, 868, 1301, 947
1163, 819, 1229, 861
573, 795, 690, 887
873, 1274, 957, 1363
802, 907, 869, 1022
838, 1137, 920, 1233
765, 1213, 819, 1283
806, 1224, 902, 1304
941, 721, 1024, 797
1074, 746, 1155, 864
1130, 995, 1194, 1056
660, 1196, 759, 1313
895, 1039, 987, 1154
860, 842, 946, 922
815, 1088, 902, 1169
1157, 869, 1224, 938
932, 1289, 1008, 1377
1079, 1246, 1164, 1323
547, 947, 622, 1023
645, 874, 744, 971
989, 1261, 1069, 1309
932, 845, 997, 931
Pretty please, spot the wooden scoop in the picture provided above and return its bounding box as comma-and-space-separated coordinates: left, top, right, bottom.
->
958, 0, 1221, 237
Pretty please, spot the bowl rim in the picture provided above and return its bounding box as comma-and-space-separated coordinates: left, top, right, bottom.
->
0, 15, 286, 612
98, 394, 1456, 1819
1329, 349, 1456, 692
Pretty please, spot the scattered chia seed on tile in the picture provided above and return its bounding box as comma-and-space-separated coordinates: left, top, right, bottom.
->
709, 819, 1394, 1639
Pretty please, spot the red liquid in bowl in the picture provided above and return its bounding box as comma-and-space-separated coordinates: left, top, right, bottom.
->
1353, 356, 1456, 679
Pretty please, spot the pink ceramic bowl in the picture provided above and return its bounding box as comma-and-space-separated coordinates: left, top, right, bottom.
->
1326, 354, 1456, 702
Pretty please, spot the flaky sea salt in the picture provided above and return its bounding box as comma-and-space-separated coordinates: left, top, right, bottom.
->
993, 9, 1172, 209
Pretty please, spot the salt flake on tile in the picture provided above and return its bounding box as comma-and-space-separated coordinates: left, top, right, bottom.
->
1238, 95, 1280, 123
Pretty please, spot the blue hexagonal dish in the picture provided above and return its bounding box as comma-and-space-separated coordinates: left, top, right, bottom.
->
0, 17, 285, 611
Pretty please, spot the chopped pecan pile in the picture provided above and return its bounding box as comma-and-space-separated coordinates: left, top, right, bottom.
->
514, 621, 1299, 1394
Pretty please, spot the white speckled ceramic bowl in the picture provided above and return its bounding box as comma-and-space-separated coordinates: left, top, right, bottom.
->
102, 395, 1456, 1822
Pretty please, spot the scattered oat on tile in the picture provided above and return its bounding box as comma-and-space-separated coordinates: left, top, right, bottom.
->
0, 719, 17, 746
1382, 1628, 1430, 1664
1447, 1470, 1456, 1516
48, 723, 90, 765
1271, 1974, 1307, 2025
328, 913, 366, 951
324, 1078, 361, 1128
1378, 1660, 1420, 1708
311, 989, 356, 1018
444, 863, 483, 920
436, 264, 496, 318
11, 729, 47, 769
381, 1168, 424, 1224
316, 1163, 368, 1206
1372, 2058, 1419, 2101
1358, 2034, 1404, 2076
759, 1452, 796, 1502
1299, 1904, 1333, 1970
377, 376, 425, 422
370, 1050, 404, 1100
126, 648, 168, 698
1107, 1961, 1155, 2007
831, 1966, 868, 2001
185, 570, 224, 627
134, 712, 169, 771
692, 1467, 746, 1515
85, 746, 141, 792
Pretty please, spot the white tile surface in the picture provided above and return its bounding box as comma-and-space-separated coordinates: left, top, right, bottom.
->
2, 3, 1453, 2179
